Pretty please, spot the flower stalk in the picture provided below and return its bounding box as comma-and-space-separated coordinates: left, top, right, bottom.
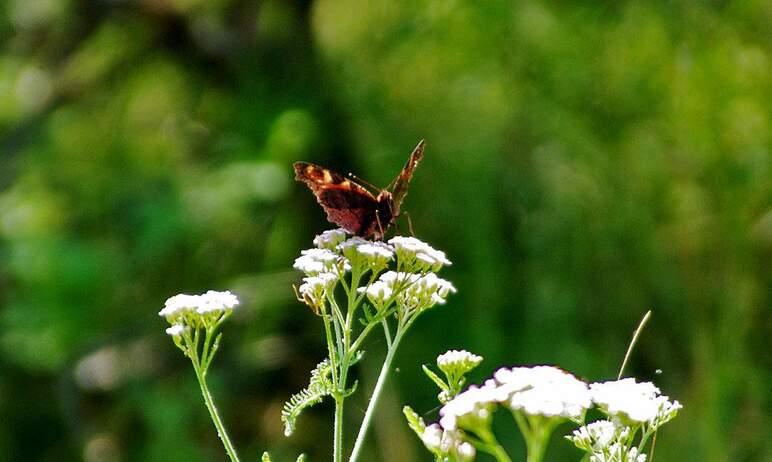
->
159, 290, 242, 462
288, 230, 455, 462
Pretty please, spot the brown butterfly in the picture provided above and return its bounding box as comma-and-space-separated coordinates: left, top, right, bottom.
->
294, 140, 425, 240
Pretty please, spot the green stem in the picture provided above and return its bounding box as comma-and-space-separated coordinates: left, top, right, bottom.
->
618, 310, 651, 379
194, 366, 241, 462
476, 428, 513, 462
513, 412, 552, 462
334, 395, 344, 462
488, 444, 513, 462
348, 331, 404, 462
525, 431, 547, 462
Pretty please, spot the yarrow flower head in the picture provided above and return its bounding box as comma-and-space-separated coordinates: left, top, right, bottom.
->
439, 382, 499, 431
388, 236, 451, 272
437, 350, 484, 378
358, 271, 456, 311
492, 365, 592, 421
165, 324, 188, 337
420, 424, 475, 462
297, 272, 338, 313
338, 236, 394, 270
590, 378, 682, 426
567, 419, 630, 453
431, 350, 484, 404
159, 293, 200, 323
197, 290, 240, 314
293, 248, 349, 276
313, 228, 349, 250
589, 445, 647, 462
159, 290, 240, 327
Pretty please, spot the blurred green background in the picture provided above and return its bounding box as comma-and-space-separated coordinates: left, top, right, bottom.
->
0, 0, 769, 461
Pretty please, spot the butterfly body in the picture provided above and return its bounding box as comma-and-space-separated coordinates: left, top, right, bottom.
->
294, 140, 424, 240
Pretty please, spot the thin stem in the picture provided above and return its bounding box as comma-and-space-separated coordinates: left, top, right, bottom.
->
333, 396, 344, 462
322, 311, 339, 386
525, 424, 548, 462
476, 428, 513, 462
348, 331, 404, 462
194, 366, 241, 462
380, 319, 392, 349
618, 310, 652, 379
512, 412, 553, 462
649, 429, 658, 461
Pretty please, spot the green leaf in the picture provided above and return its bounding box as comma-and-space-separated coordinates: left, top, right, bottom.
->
422, 364, 449, 392
403, 405, 426, 438
281, 359, 334, 436
296, 454, 307, 462
350, 350, 365, 365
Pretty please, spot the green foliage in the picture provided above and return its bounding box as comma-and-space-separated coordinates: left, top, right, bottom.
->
281, 359, 334, 437
402, 405, 426, 439
0, 0, 769, 460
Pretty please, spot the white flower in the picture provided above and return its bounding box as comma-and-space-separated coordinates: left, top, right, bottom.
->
165, 324, 187, 337
197, 290, 240, 314
493, 366, 591, 419
651, 395, 682, 428
358, 279, 394, 307
439, 383, 498, 430
420, 423, 443, 451
313, 228, 348, 249
588, 444, 647, 462
298, 272, 338, 309
396, 272, 456, 309
357, 271, 416, 306
338, 237, 394, 269
456, 442, 476, 461
567, 420, 629, 452
420, 424, 475, 461
590, 378, 670, 424
160, 290, 240, 331
360, 271, 456, 310
293, 248, 348, 276
388, 236, 451, 271
159, 293, 200, 321
437, 350, 483, 377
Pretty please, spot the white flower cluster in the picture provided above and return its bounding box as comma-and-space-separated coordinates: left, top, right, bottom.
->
297, 272, 338, 310
438, 365, 591, 431
294, 229, 455, 316
439, 383, 498, 430
159, 290, 240, 334
389, 236, 451, 272
492, 366, 592, 420
420, 424, 475, 462
563, 379, 682, 461
437, 350, 483, 377
590, 378, 682, 426
339, 237, 394, 270
312, 228, 348, 250
590, 446, 647, 462
567, 420, 630, 453
359, 271, 456, 311
568, 419, 648, 461
293, 248, 348, 276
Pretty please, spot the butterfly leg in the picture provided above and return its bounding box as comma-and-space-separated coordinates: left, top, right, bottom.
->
375, 213, 385, 240
403, 211, 415, 236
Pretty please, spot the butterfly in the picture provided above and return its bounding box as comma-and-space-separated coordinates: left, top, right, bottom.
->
294, 140, 425, 240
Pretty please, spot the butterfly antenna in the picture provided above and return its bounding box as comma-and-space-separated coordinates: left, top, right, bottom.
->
347, 172, 381, 193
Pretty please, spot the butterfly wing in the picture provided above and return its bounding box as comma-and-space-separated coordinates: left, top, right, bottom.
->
294, 162, 381, 236
389, 140, 424, 214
